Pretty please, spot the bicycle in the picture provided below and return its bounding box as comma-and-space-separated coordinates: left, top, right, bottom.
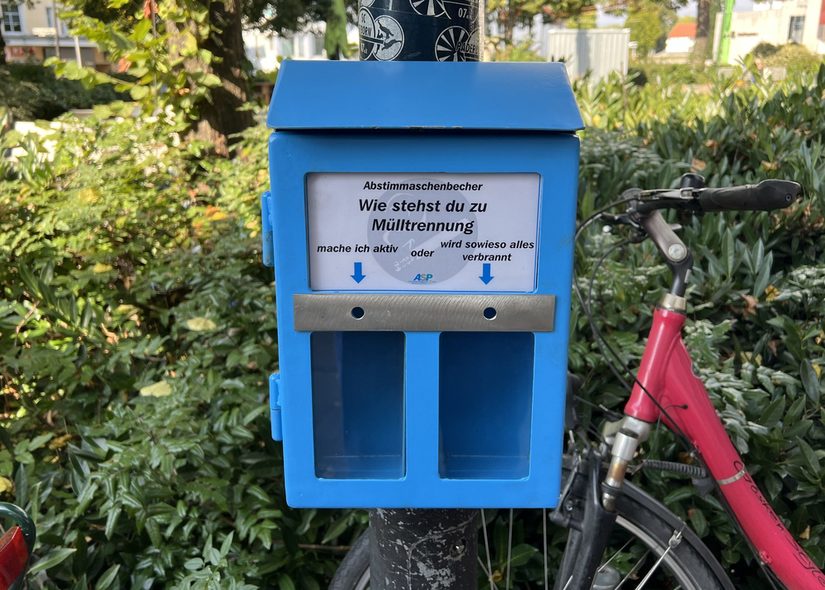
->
329, 174, 821, 589
0, 503, 35, 590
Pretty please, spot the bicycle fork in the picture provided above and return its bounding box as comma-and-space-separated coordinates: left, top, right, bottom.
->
552, 417, 652, 590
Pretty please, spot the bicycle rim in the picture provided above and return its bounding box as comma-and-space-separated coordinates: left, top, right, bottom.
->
329, 483, 733, 590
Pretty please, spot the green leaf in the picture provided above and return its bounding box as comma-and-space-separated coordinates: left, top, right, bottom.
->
278, 574, 296, 590
507, 543, 538, 567
95, 564, 121, 590
29, 548, 77, 575
796, 437, 820, 474
180, 32, 198, 56
321, 515, 351, 544
139, 380, 172, 397
201, 74, 221, 88
219, 531, 234, 558
105, 507, 121, 539
760, 396, 786, 428
296, 509, 317, 536
130, 85, 150, 100
132, 19, 152, 40
663, 486, 695, 504
785, 419, 813, 439
185, 317, 217, 331
753, 261, 771, 297
800, 360, 821, 404
689, 508, 708, 537
28, 432, 54, 451
184, 558, 204, 571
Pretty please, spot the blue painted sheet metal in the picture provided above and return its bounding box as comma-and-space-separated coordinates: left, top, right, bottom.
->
268, 130, 578, 508
267, 61, 583, 132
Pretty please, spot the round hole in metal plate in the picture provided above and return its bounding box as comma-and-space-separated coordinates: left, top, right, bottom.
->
483, 307, 497, 320
351, 306, 365, 320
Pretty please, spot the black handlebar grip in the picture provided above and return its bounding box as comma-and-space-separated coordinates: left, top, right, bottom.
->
698, 180, 801, 212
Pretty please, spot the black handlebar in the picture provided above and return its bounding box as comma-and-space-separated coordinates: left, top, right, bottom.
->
602, 176, 803, 298
697, 180, 801, 212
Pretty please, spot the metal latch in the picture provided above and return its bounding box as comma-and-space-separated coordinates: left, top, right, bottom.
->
269, 373, 282, 441
261, 191, 274, 267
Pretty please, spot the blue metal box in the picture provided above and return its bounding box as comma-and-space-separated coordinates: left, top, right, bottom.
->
264, 60, 583, 508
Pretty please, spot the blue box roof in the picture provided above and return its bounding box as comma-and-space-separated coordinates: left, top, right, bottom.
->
267, 61, 584, 132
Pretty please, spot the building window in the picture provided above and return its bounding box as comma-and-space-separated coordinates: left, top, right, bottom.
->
788, 15, 805, 43
46, 6, 68, 35
2, 3, 22, 33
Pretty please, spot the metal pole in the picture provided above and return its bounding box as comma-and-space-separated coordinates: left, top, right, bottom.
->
717, 0, 735, 64
359, 0, 482, 586
369, 509, 479, 589
73, 35, 82, 66
359, 0, 482, 62
51, 0, 60, 59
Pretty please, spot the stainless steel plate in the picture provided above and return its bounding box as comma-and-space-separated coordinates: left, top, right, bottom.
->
293, 294, 555, 332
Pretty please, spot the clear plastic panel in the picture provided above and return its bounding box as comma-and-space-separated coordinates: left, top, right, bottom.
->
311, 331, 405, 479
439, 332, 534, 479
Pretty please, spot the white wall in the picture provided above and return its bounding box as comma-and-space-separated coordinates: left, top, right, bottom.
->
546, 29, 630, 81
664, 36, 695, 53
244, 28, 328, 72
713, 0, 824, 63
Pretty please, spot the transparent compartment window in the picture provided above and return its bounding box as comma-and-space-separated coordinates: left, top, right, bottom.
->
439, 332, 534, 479
311, 331, 405, 479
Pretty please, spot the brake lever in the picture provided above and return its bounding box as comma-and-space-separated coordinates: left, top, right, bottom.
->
601, 213, 647, 244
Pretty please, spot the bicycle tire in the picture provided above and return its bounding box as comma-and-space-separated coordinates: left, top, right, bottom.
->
329, 479, 734, 590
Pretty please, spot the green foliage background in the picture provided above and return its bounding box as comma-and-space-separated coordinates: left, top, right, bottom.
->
1, 63, 824, 588
0, 64, 124, 121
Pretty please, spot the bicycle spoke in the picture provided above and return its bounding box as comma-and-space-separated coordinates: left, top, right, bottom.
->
477, 555, 492, 579
480, 509, 498, 590
505, 508, 513, 590
615, 549, 651, 590
542, 508, 548, 589
634, 528, 683, 589
597, 537, 635, 575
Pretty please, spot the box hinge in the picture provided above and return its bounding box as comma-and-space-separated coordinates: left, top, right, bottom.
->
261, 191, 274, 267
269, 373, 282, 441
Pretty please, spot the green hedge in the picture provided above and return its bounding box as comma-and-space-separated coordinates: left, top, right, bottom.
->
0, 64, 124, 121
1, 64, 824, 588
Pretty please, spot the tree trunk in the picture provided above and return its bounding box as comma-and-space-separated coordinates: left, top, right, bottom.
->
185, 0, 253, 156
1, 27, 6, 65
693, 0, 711, 61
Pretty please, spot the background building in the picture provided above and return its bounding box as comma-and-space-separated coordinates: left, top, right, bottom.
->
664, 21, 697, 55
2, 1, 108, 67
713, 0, 825, 63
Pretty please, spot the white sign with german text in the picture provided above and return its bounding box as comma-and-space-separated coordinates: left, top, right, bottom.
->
306, 172, 540, 291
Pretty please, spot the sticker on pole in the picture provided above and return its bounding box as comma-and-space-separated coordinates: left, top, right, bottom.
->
306, 173, 540, 291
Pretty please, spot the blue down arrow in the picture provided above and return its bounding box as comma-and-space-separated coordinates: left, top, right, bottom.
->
479, 263, 494, 284
351, 262, 366, 283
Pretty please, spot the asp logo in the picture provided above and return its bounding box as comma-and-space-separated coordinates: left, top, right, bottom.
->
411, 273, 434, 283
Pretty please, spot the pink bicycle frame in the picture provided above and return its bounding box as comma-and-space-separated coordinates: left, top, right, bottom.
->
625, 306, 825, 590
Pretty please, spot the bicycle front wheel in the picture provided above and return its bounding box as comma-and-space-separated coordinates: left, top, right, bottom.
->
329, 479, 733, 590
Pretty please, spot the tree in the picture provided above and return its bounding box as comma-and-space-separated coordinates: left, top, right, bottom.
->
58, 0, 252, 155
694, 0, 712, 59
487, 0, 598, 48
323, 0, 349, 59
167, 0, 253, 154
625, 0, 677, 56
57, 0, 352, 154
244, 0, 355, 56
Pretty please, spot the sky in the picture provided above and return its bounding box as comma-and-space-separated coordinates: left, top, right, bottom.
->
598, 0, 756, 26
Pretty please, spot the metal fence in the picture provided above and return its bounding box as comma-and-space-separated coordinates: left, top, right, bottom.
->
545, 29, 630, 82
